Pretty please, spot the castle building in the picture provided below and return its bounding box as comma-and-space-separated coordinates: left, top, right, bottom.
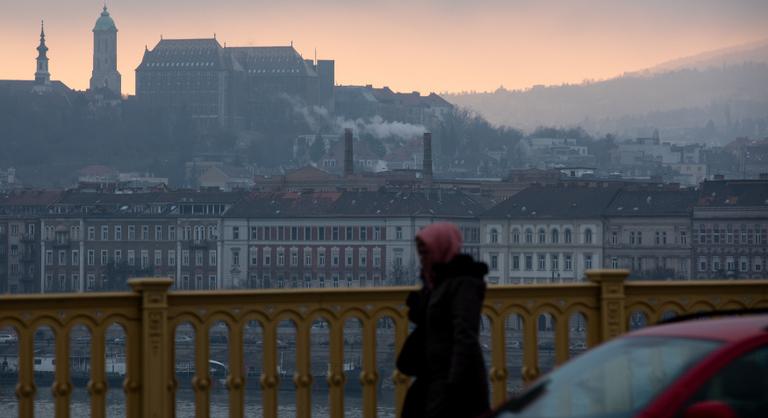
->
89, 6, 121, 95
135, 38, 335, 131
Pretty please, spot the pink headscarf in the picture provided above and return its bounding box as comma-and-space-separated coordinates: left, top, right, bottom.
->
416, 222, 463, 287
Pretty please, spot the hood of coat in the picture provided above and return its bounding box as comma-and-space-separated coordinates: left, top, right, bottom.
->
432, 254, 488, 285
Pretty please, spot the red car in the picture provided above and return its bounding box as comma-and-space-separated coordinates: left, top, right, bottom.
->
492, 313, 768, 418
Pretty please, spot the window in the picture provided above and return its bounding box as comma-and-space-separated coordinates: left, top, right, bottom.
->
250, 247, 258, 266
100, 250, 108, 265
99, 225, 108, 241
169, 226, 176, 241
233, 226, 240, 240
155, 250, 163, 267
196, 275, 203, 290
524, 255, 533, 271
538, 254, 546, 271
46, 250, 53, 265
564, 229, 572, 244
512, 229, 520, 244
490, 253, 499, 271
611, 231, 618, 245
332, 227, 339, 241
88, 227, 96, 241
637, 232, 643, 245
739, 256, 749, 272
726, 257, 735, 272
209, 250, 217, 266
584, 254, 593, 269
331, 248, 340, 266
87, 250, 95, 266
395, 226, 403, 240
114, 225, 122, 241
525, 229, 533, 244
490, 228, 499, 244
209, 276, 217, 290
141, 251, 149, 269
87, 274, 95, 291
712, 257, 721, 271
373, 248, 381, 268
630, 231, 636, 245
611, 257, 619, 269
359, 250, 367, 267
680, 231, 687, 245
512, 255, 520, 270
345, 248, 353, 267
373, 226, 381, 240
304, 250, 312, 267
232, 250, 240, 266
181, 250, 190, 266
114, 250, 122, 264
58, 250, 66, 266
698, 257, 707, 272
127, 250, 135, 266
251, 226, 259, 240
551, 229, 559, 244
318, 249, 326, 267
655, 231, 661, 245
277, 248, 285, 266
168, 250, 176, 267
346, 227, 353, 240
142, 225, 149, 241
194, 250, 203, 267
128, 225, 136, 240
291, 226, 298, 240
538, 229, 546, 244
584, 229, 593, 244
551, 254, 559, 271
360, 227, 367, 241
155, 226, 163, 241
291, 249, 298, 266
319, 227, 326, 241
72, 250, 79, 266
263, 248, 271, 266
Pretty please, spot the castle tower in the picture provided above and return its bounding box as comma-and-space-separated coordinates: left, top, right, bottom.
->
34, 21, 50, 84
89, 5, 121, 95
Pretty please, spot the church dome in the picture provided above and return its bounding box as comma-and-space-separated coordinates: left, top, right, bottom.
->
93, 6, 117, 31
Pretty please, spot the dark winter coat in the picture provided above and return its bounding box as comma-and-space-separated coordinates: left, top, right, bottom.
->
398, 254, 490, 418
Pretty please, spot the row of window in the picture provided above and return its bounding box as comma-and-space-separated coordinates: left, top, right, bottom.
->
697, 256, 764, 273
43, 225, 218, 242
695, 226, 768, 245
250, 272, 384, 289
488, 252, 592, 272
489, 227, 594, 245
233, 247, 383, 268
236, 225, 388, 241
608, 230, 688, 246
44, 249, 217, 268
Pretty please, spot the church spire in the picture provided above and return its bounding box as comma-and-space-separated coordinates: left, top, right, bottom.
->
35, 20, 50, 84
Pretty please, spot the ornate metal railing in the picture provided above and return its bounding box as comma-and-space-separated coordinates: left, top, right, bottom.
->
0, 270, 767, 418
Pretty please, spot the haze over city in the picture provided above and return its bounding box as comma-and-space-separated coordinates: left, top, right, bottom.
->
2, 0, 768, 95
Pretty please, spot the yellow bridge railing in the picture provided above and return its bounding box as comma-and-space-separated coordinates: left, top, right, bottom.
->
0, 269, 767, 418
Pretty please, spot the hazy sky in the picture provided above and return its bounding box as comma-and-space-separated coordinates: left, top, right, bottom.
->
2, 0, 767, 95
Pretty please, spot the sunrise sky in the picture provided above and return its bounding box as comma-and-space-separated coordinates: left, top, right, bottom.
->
2, 0, 768, 95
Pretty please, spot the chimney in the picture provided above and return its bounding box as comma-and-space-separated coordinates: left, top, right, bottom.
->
344, 128, 354, 177
423, 132, 433, 185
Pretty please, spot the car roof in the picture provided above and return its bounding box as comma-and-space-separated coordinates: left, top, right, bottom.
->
629, 314, 768, 342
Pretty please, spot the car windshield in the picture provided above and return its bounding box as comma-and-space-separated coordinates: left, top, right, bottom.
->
496, 336, 722, 418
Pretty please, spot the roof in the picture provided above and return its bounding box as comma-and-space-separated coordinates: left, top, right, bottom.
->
0, 190, 62, 206
482, 184, 621, 219
225, 192, 342, 218
93, 6, 117, 31
604, 189, 698, 217
136, 38, 240, 71
631, 314, 768, 343
696, 180, 768, 208
227, 46, 316, 76
283, 166, 338, 182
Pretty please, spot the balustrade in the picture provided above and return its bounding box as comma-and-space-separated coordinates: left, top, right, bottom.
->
0, 270, 767, 417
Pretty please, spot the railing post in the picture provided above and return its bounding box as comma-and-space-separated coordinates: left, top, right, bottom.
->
587, 269, 629, 343
130, 277, 173, 418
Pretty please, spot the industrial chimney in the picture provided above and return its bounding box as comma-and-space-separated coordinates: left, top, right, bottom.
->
344, 128, 354, 177
423, 132, 433, 185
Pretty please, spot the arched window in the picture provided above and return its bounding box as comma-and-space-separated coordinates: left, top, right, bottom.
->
490, 228, 499, 244
564, 228, 572, 244
512, 229, 520, 244
538, 228, 546, 244
525, 228, 533, 244
551, 229, 559, 244
585, 228, 593, 244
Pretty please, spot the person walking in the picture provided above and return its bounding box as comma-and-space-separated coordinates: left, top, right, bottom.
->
397, 222, 490, 418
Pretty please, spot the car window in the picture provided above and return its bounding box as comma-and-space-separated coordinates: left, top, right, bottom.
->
682, 346, 768, 418
495, 336, 721, 418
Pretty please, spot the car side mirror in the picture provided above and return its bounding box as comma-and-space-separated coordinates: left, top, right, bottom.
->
683, 401, 738, 418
